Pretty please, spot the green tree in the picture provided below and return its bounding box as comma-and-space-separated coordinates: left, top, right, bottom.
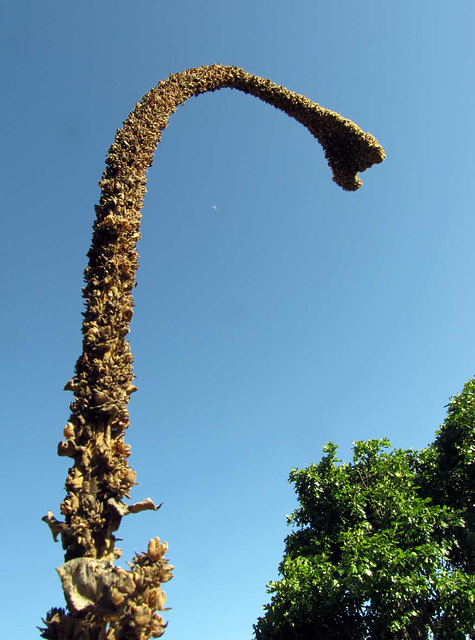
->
254, 382, 475, 640
420, 379, 475, 575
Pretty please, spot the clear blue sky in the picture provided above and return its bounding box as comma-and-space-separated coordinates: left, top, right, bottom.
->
2, 1, 475, 637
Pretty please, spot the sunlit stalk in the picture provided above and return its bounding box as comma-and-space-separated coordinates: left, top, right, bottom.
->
40, 64, 385, 640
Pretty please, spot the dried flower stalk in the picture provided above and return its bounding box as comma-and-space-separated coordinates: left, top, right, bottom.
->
41, 64, 385, 640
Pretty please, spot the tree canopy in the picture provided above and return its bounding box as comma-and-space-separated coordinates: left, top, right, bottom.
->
254, 379, 475, 639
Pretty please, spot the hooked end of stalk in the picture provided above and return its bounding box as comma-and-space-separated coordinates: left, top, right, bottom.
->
301, 105, 386, 191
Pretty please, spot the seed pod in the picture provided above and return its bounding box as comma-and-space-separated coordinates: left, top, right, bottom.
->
63, 422, 75, 438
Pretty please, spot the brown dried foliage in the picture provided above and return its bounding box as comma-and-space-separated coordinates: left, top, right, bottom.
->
41, 65, 384, 640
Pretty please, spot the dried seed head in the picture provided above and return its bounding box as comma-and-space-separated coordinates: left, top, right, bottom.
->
50, 65, 384, 635
147, 537, 168, 561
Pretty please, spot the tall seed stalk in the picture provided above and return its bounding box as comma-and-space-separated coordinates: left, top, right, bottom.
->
40, 64, 385, 640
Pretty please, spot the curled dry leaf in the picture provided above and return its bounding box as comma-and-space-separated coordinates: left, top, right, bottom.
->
42, 511, 67, 542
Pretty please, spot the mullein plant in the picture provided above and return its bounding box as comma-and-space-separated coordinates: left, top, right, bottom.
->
40, 64, 385, 640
